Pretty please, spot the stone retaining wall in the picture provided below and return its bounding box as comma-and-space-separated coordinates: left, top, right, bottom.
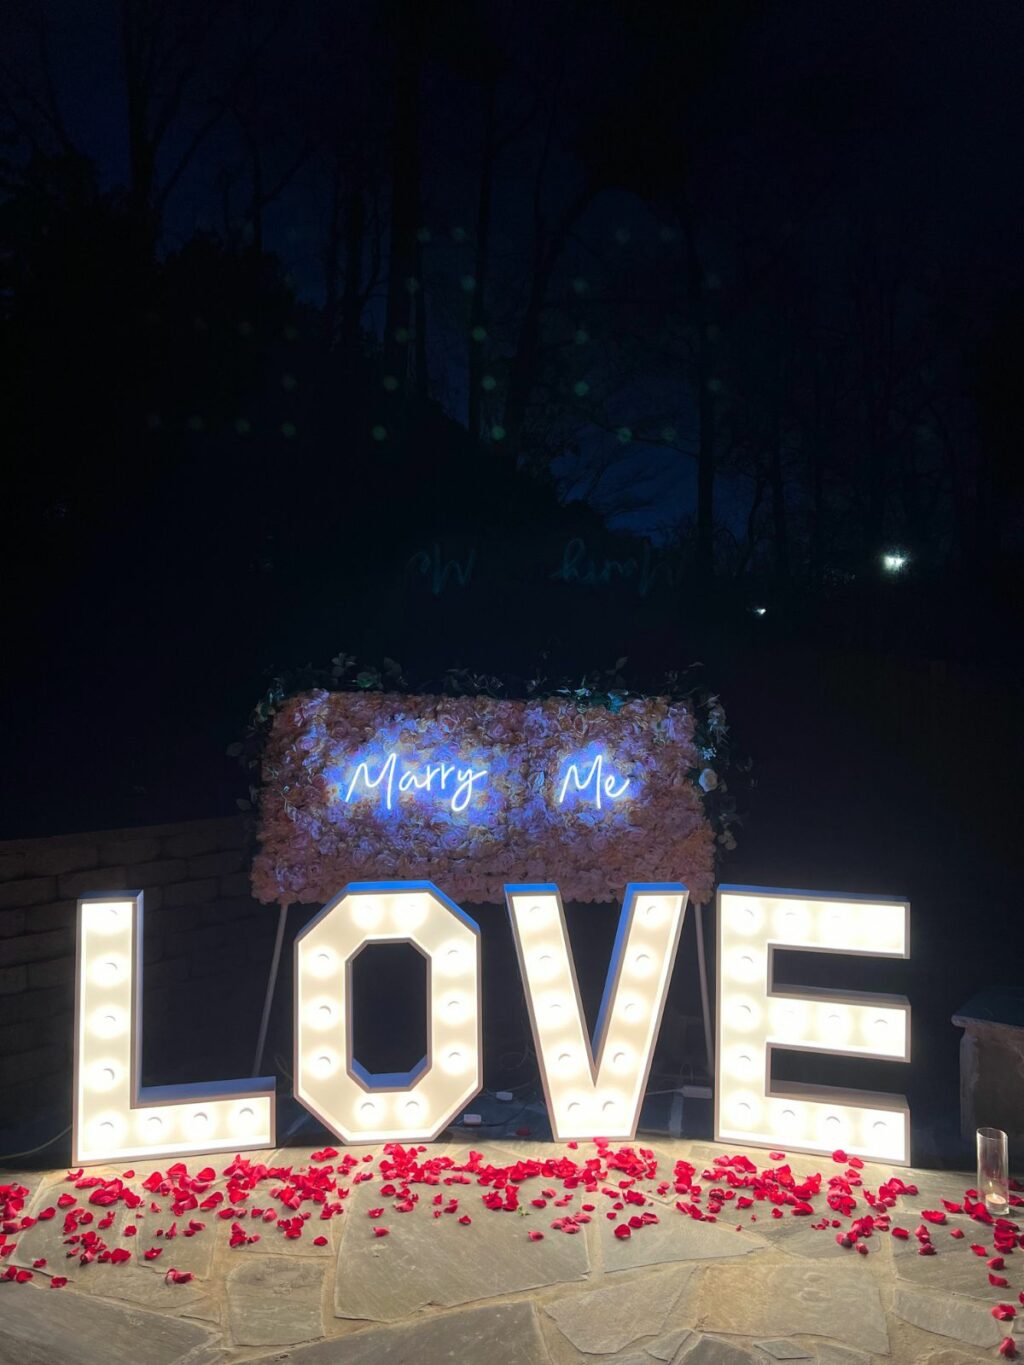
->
0, 816, 277, 1133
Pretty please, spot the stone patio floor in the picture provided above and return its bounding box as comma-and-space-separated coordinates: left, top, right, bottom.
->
2, 1139, 1022, 1364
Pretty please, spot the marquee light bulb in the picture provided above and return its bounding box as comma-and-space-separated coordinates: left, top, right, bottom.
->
304, 948, 336, 982
294, 883, 482, 1142
507, 883, 687, 1141
73, 893, 275, 1166
715, 887, 911, 1164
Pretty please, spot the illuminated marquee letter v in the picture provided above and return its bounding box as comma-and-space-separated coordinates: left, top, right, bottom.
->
74, 893, 276, 1165
506, 883, 687, 1141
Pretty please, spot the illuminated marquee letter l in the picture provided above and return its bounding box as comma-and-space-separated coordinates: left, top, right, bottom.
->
73, 893, 276, 1165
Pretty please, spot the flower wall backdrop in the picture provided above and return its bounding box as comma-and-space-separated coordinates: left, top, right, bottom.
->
252, 690, 721, 906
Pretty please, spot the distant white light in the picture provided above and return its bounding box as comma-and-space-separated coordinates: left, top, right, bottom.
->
752, 606, 767, 617
882, 552, 908, 573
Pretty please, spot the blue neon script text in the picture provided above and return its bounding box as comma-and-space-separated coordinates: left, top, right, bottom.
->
342, 751, 489, 814
556, 751, 631, 809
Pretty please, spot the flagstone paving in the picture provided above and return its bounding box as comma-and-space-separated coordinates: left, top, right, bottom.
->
2, 1139, 1021, 1363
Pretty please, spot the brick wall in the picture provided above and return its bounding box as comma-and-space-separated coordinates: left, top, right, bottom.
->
0, 816, 278, 1135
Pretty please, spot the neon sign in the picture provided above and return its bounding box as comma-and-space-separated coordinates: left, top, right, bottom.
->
341, 751, 490, 814
556, 749, 632, 809
334, 745, 630, 817
254, 693, 714, 906
73, 881, 911, 1166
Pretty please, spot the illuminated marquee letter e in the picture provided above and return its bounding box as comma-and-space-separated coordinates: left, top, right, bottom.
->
715, 886, 911, 1164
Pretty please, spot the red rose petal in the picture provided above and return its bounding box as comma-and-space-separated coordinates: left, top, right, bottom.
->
528, 1230, 544, 1241
313, 1236, 328, 1247
990, 1273, 1010, 1287
992, 1305, 1017, 1322
614, 1224, 631, 1240
50, 1277, 67, 1288
372, 1227, 389, 1238
998, 1338, 1017, 1359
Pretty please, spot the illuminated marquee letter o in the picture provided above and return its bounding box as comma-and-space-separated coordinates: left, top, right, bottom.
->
294, 882, 482, 1142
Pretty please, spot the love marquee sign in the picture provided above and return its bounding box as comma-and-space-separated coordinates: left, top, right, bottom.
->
72, 881, 911, 1168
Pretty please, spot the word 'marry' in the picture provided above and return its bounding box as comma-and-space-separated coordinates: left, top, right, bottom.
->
342, 750, 489, 814
72, 881, 911, 1168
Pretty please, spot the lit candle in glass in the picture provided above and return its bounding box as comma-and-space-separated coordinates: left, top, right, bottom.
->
976, 1126, 1009, 1217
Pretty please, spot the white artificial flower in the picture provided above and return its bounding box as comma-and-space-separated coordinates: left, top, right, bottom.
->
698, 768, 718, 792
